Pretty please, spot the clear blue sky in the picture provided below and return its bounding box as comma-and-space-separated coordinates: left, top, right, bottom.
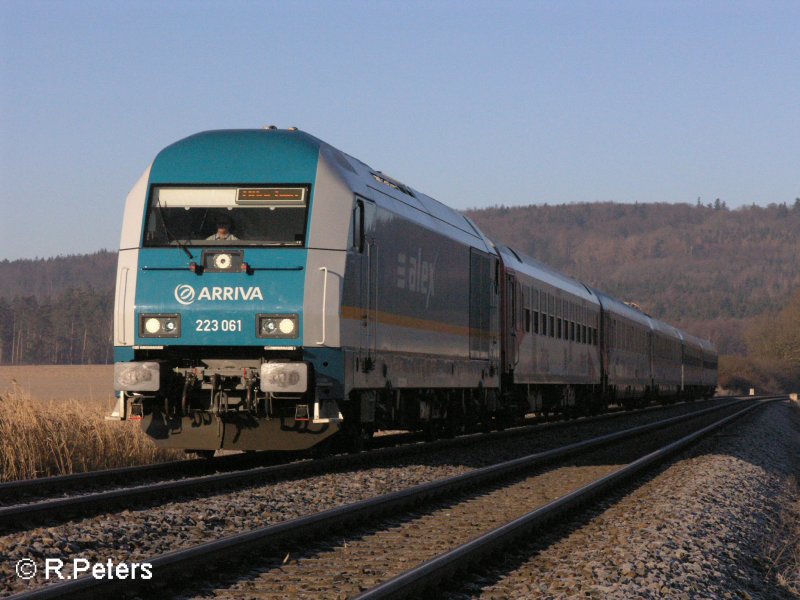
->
1, 1, 798, 260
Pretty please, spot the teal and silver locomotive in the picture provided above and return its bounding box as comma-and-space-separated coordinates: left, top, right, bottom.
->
113, 128, 501, 453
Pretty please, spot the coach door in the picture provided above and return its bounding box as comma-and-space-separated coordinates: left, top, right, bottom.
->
354, 198, 378, 367
504, 273, 519, 371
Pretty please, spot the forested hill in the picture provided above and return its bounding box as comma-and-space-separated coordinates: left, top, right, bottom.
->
0, 201, 798, 365
0, 251, 117, 365
0, 251, 117, 299
467, 201, 800, 354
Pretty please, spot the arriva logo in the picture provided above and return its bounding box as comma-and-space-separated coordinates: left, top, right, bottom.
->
174, 284, 264, 306
175, 285, 196, 305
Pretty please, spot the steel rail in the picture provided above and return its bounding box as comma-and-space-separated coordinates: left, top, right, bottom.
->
354, 396, 786, 599
6, 397, 764, 600
0, 396, 746, 529
0, 394, 738, 506
0, 448, 295, 499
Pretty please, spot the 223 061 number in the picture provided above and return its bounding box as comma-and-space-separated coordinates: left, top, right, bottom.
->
195, 319, 243, 332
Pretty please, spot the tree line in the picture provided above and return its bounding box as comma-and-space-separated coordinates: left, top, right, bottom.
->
0, 251, 117, 300
720, 289, 800, 393
0, 287, 113, 365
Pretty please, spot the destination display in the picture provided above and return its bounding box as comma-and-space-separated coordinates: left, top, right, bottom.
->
236, 187, 306, 204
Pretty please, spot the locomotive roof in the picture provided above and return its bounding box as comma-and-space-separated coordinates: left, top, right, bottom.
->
496, 245, 600, 304
152, 128, 492, 248
318, 140, 489, 243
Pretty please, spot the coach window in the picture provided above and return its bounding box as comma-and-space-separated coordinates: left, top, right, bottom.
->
520, 284, 527, 330
523, 286, 531, 333
523, 286, 531, 332
581, 310, 586, 343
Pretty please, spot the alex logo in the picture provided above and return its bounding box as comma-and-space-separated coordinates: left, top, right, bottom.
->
174, 284, 264, 306
396, 249, 436, 308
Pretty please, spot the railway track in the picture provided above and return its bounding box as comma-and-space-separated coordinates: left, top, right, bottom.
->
0, 396, 740, 531
354, 396, 786, 600
1, 395, 733, 505
0, 397, 696, 503
6, 396, 782, 600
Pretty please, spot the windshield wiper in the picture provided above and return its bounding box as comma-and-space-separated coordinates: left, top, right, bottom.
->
156, 203, 194, 260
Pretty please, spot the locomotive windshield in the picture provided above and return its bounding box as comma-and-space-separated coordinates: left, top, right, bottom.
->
143, 186, 309, 247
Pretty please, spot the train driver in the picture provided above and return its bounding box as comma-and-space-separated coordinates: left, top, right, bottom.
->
207, 217, 239, 241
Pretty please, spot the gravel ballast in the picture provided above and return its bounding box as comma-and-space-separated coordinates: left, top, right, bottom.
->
448, 399, 800, 600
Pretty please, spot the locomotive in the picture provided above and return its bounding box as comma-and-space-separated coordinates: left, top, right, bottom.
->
112, 128, 717, 453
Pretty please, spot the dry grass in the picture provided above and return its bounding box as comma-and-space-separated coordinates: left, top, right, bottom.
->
764, 475, 800, 596
0, 385, 184, 482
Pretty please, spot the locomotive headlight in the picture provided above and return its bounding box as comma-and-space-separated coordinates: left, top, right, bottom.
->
278, 318, 295, 335
140, 314, 181, 338
260, 361, 308, 393
257, 314, 298, 338
115, 362, 160, 392
214, 253, 232, 270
